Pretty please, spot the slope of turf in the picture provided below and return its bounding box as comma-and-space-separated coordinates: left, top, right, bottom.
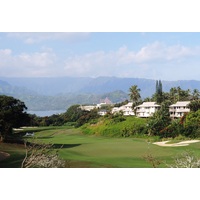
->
24, 126, 200, 167
81, 116, 148, 137
1, 125, 200, 168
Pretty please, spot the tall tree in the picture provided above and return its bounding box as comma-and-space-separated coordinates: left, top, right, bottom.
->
189, 100, 200, 112
169, 87, 178, 103
0, 95, 29, 142
129, 85, 141, 105
192, 89, 200, 100
155, 80, 163, 104
177, 86, 181, 101
169, 87, 190, 102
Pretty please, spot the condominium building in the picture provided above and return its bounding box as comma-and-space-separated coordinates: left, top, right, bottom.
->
135, 102, 160, 118
169, 101, 190, 118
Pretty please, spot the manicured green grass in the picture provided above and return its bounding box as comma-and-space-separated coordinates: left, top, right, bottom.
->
1, 125, 200, 168
23, 127, 200, 167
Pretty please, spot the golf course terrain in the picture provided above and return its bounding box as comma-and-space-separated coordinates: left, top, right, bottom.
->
1, 125, 200, 168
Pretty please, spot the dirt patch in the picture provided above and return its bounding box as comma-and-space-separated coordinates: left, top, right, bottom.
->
153, 140, 200, 147
0, 151, 10, 161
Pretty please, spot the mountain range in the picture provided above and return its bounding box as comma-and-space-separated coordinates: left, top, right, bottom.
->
1, 76, 200, 111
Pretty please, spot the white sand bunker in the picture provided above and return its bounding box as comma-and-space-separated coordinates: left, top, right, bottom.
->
153, 140, 200, 147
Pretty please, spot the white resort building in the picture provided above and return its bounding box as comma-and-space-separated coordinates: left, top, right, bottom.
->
112, 102, 161, 117
79, 105, 97, 111
169, 101, 190, 118
112, 102, 135, 116
81, 100, 192, 118
135, 102, 160, 118
123, 102, 135, 116
80, 97, 113, 116
97, 109, 108, 116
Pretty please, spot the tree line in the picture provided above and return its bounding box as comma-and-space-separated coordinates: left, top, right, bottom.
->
129, 80, 200, 107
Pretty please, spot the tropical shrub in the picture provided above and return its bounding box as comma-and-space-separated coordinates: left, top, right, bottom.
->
183, 110, 200, 138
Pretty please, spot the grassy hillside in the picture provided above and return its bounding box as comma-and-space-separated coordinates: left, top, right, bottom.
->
81, 116, 148, 137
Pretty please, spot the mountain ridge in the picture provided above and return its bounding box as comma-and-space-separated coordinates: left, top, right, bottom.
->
1, 76, 200, 111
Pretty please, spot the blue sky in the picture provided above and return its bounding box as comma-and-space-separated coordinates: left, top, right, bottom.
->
0, 32, 200, 81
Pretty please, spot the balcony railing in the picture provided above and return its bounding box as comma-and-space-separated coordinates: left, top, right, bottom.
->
169, 108, 190, 112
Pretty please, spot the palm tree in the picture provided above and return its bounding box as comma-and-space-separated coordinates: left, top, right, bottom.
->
169, 87, 177, 103
129, 85, 141, 104
192, 89, 200, 100
177, 86, 181, 101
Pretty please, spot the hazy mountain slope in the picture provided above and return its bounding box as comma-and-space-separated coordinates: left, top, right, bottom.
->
162, 80, 200, 91
80, 77, 200, 97
0, 76, 157, 97
0, 77, 93, 95
0, 80, 10, 93
12, 91, 128, 111
79, 77, 156, 97
0, 79, 36, 96
1, 76, 200, 97
1, 76, 200, 111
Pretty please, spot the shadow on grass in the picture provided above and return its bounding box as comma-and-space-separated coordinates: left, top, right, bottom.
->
33, 136, 54, 139
53, 143, 81, 149
0, 153, 25, 168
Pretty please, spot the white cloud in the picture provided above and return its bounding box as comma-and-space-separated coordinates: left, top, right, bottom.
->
6, 32, 90, 44
1, 42, 200, 79
63, 42, 200, 77
134, 42, 199, 63
0, 49, 12, 55
0, 48, 58, 77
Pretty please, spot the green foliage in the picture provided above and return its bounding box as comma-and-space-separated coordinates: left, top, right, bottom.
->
159, 119, 183, 138
131, 122, 148, 136
189, 100, 200, 112
109, 112, 126, 124
157, 110, 200, 139
63, 105, 100, 127
81, 116, 147, 137
148, 109, 200, 139
64, 104, 83, 122
27, 104, 101, 128
151, 86, 192, 105
129, 85, 141, 104
155, 80, 163, 104
114, 99, 129, 107
191, 89, 200, 100
0, 95, 30, 142
32, 114, 65, 126
147, 102, 171, 137
183, 110, 200, 138
169, 87, 191, 103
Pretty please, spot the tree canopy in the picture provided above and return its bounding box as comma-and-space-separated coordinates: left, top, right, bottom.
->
0, 95, 30, 142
